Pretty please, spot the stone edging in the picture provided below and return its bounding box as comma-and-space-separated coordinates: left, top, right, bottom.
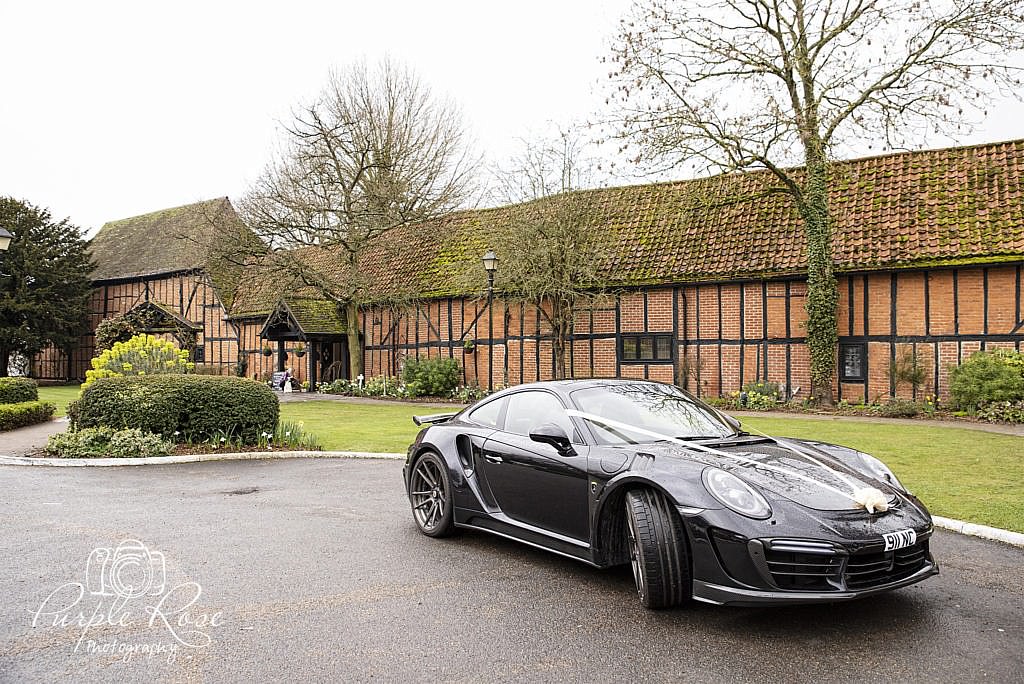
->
0, 451, 406, 467
931, 515, 1024, 548
2, 452, 1020, 548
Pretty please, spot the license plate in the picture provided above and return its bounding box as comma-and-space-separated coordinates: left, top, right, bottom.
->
883, 528, 917, 552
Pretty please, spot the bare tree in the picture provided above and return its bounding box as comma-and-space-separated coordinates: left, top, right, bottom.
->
606, 0, 1024, 404
241, 57, 477, 378
486, 129, 611, 379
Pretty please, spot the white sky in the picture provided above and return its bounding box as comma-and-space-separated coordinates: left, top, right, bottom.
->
2, 0, 1023, 235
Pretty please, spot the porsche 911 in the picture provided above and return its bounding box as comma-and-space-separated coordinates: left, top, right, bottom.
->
403, 380, 938, 608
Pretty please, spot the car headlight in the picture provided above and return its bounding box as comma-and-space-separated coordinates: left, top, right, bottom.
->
857, 453, 906, 492
702, 467, 772, 519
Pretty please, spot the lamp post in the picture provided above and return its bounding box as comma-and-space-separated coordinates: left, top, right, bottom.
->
0, 228, 10, 376
481, 250, 499, 392
0, 228, 11, 279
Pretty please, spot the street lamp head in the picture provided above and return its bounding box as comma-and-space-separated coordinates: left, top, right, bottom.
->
0, 228, 12, 252
481, 249, 498, 273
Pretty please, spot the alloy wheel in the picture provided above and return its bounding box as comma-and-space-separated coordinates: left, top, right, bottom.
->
411, 458, 446, 532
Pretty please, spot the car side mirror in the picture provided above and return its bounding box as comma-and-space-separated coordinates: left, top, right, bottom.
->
716, 410, 742, 432
529, 423, 573, 454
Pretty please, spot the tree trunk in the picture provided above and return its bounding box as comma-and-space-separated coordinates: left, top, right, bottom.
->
345, 300, 364, 380
800, 151, 838, 406
552, 331, 566, 380
0, 345, 8, 377
548, 298, 570, 380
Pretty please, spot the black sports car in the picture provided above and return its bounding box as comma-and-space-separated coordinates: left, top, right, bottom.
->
403, 380, 938, 608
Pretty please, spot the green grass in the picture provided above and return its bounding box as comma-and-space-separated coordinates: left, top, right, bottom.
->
36, 384, 81, 417
740, 416, 1023, 533
279, 401, 459, 454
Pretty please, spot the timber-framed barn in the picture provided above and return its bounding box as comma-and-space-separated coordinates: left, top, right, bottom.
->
37, 139, 1024, 402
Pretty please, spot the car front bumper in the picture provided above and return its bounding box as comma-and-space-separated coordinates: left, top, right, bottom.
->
692, 560, 939, 606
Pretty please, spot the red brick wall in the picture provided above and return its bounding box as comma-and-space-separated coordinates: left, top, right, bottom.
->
356, 262, 1023, 401
43, 263, 1021, 399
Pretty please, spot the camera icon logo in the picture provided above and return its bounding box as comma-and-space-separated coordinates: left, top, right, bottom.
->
85, 539, 166, 599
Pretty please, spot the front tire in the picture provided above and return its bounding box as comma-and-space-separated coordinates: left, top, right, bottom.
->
625, 489, 692, 609
409, 452, 455, 537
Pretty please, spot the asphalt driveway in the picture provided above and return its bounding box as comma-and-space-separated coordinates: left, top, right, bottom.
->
0, 458, 1021, 683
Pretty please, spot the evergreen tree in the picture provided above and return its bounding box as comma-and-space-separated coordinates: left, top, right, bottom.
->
0, 198, 94, 376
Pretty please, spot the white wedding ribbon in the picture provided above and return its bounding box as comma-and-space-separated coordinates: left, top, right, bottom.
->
565, 409, 886, 510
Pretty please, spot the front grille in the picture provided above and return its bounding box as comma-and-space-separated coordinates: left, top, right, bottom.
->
844, 540, 929, 589
764, 540, 842, 591
761, 538, 930, 592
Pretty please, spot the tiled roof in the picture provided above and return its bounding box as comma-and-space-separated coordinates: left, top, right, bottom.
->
230, 139, 1024, 315
89, 198, 265, 308
285, 298, 347, 335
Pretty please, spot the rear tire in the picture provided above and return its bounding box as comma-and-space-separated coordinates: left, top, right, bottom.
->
625, 489, 692, 609
409, 452, 455, 537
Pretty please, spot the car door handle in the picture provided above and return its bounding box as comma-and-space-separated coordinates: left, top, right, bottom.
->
483, 454, 503, 464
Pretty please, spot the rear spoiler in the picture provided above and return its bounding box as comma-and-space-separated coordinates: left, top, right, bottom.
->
412, 412, 457, 426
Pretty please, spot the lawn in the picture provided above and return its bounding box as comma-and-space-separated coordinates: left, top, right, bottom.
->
280, 400, 461, 454
36, 384, 81, 417
39, 385, 1022, 533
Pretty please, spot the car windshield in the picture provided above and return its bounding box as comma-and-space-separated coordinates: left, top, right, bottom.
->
570, 383, 735, 445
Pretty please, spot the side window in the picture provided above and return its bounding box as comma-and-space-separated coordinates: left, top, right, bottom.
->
468, 397, 506, 428
503, 391, 577, 441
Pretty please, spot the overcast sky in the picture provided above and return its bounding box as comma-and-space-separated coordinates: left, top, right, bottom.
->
2, 0, 1023, 235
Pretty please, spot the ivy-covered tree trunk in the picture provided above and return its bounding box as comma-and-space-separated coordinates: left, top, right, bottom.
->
345, 300, 364, 380
799, 149, 838, 406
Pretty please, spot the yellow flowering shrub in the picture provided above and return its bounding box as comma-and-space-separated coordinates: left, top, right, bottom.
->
83, 334, 193, 389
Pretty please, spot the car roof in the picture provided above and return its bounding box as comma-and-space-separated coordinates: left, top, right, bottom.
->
487, 378, 672, 400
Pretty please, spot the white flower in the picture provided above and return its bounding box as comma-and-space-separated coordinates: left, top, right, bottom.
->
173, 431, 180, 436
285, 431, 291, 437
220, 436, 226, 443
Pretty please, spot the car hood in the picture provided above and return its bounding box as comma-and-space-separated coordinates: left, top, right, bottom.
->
638, 438, 897, 511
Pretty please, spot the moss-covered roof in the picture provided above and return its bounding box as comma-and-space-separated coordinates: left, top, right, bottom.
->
285, 298, 347, 335
89, 198, 266, 307
231, 139, 1024, 316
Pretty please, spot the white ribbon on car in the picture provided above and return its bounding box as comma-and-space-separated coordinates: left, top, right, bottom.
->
565, 409, 889, 513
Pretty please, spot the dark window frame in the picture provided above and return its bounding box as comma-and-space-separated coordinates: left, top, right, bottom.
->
619, 333, 674, 364
838, 342, 867, 382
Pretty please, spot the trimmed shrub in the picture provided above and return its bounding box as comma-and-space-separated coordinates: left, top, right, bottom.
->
402, 357, 461, 397
83, 334, 194, 388
45, 427, 172, 458
75, 375, 279, 442
0, 377, 39, 404
949, 351, 1024, 411
0, 401, 55, 431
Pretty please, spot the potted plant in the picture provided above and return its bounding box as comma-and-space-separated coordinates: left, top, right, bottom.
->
261, 344, 273, 357
294, 343, 306, 358
463, 339, 476, 354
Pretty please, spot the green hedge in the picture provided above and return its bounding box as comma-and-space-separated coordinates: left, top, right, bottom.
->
0, 401, 55, 431
0, 377, 39, 404
75, 375, 279, 442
